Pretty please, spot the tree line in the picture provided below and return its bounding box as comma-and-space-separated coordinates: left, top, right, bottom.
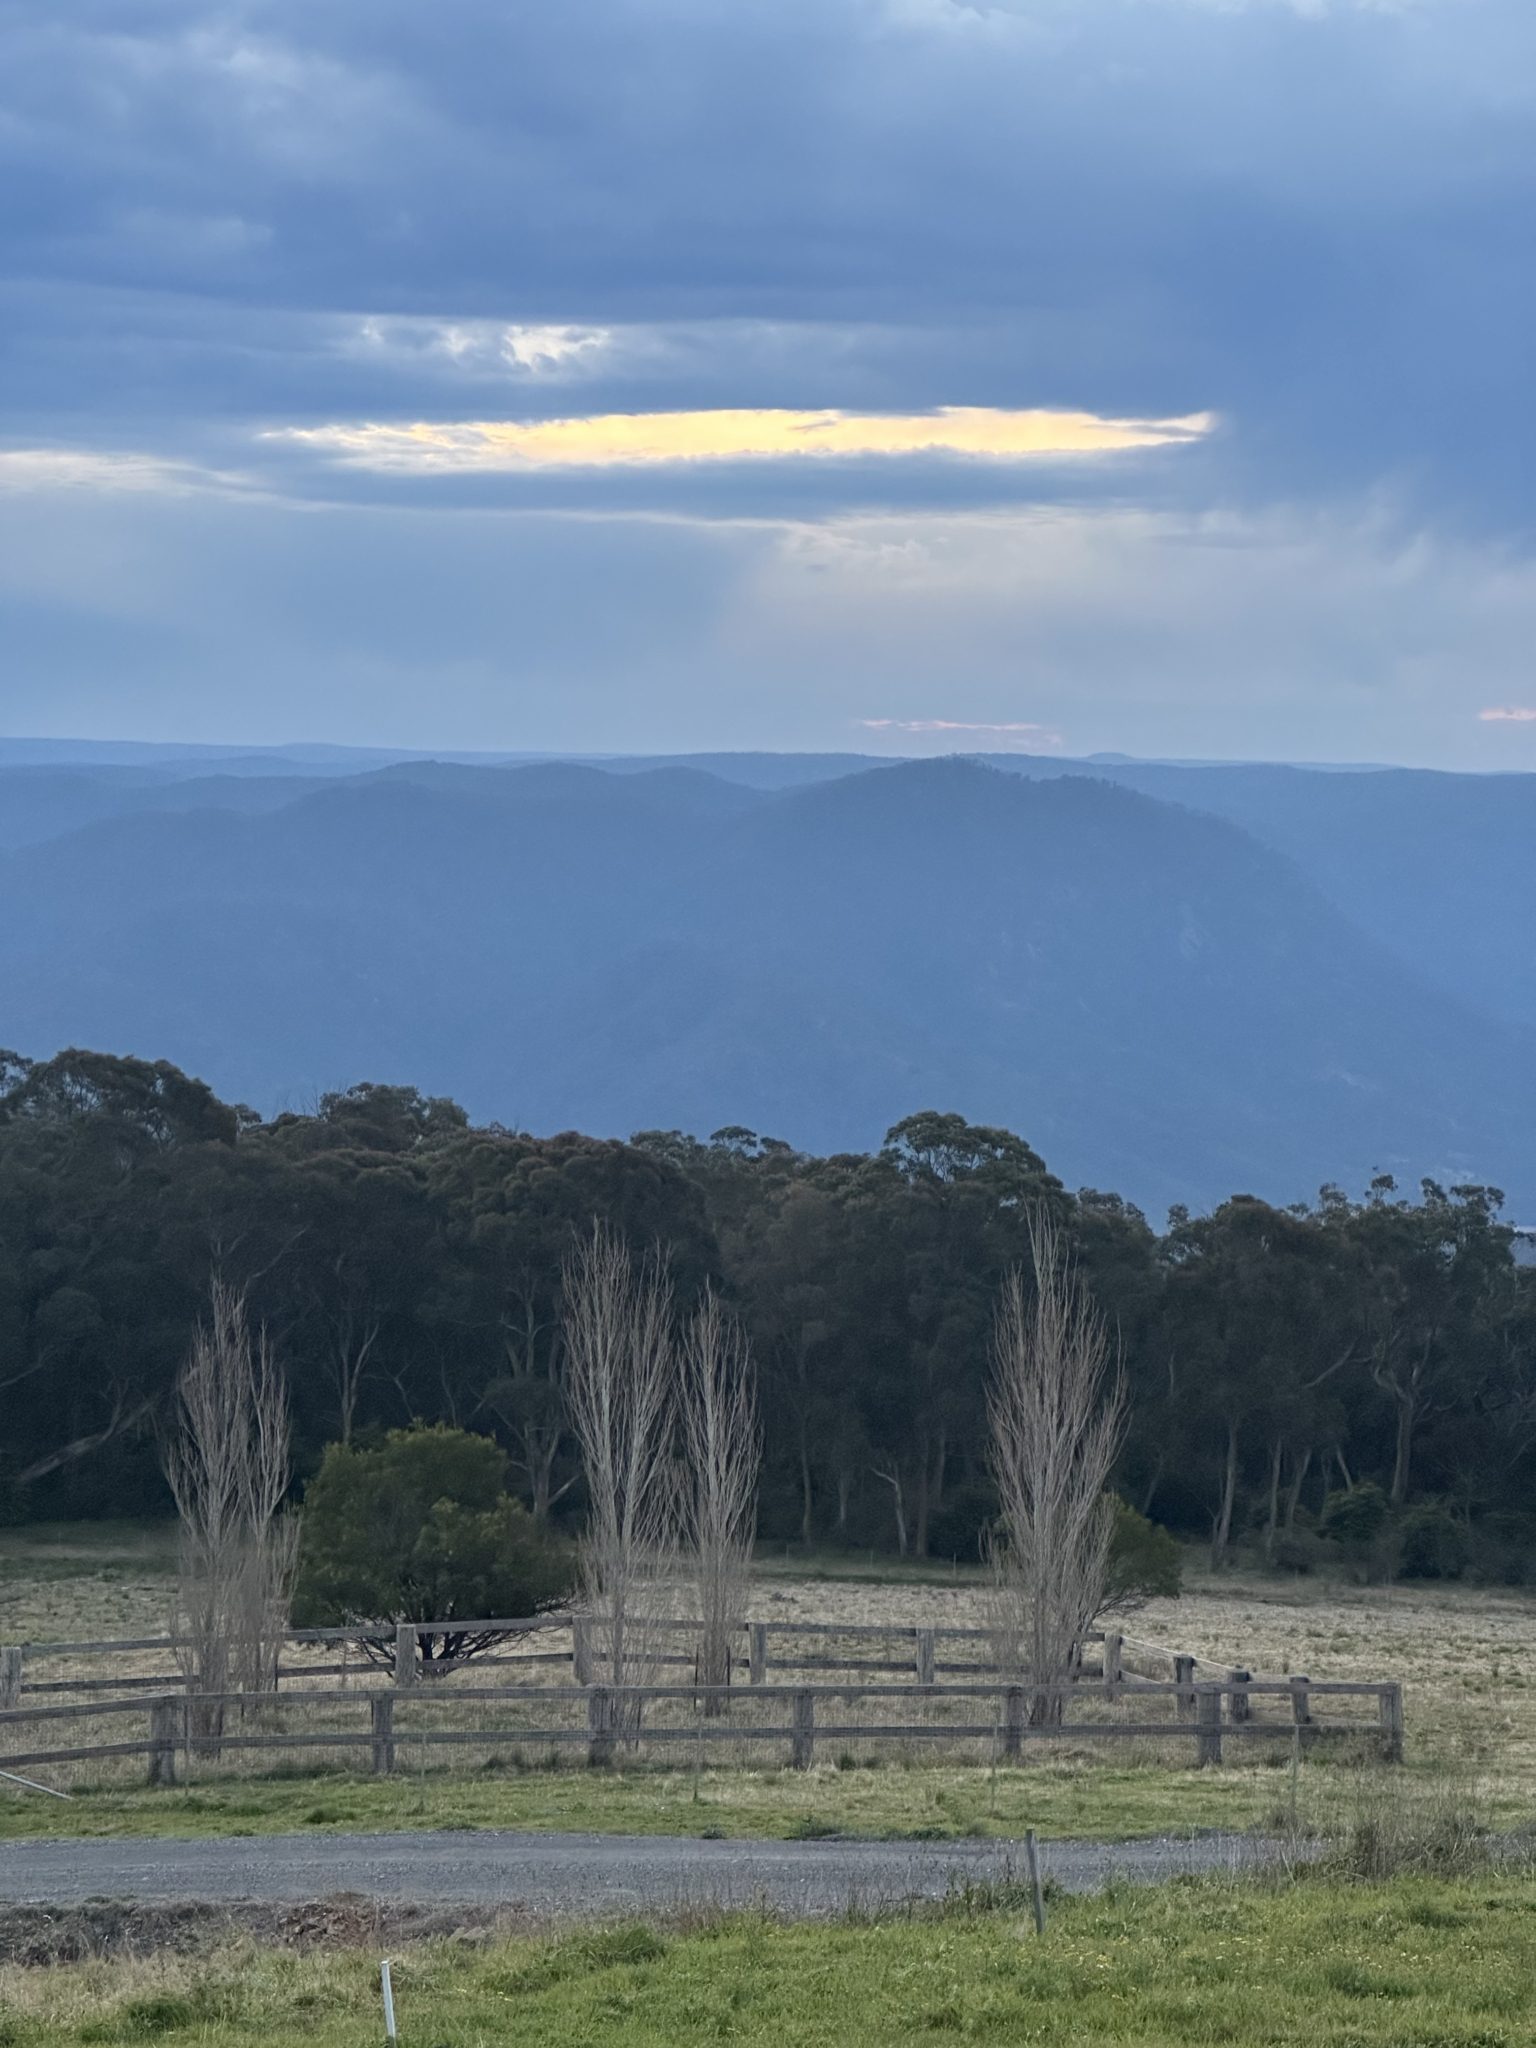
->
3, 1047, 1534, 1575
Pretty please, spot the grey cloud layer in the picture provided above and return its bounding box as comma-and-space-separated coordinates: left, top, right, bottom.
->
2, 1, 1534, 765
3, 1, 1534, 520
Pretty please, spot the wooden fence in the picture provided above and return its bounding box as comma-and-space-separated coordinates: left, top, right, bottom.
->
0, 1674, 1404, 1790
0, 1616, 1267, 1702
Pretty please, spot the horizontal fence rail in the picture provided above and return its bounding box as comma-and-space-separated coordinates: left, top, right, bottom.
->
0, 1675, 1404, 1789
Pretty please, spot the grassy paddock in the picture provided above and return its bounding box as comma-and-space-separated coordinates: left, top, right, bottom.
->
2, 1877, 1534, 2046
6, 1524, 1536, 1845
0, 1753, 1305, 1845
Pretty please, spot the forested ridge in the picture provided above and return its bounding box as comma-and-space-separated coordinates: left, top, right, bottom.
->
3, 1046, 1533, 1575
6, 754, 1534, 1219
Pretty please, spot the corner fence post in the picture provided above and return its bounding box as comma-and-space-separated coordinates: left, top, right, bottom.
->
147, 1696, 179, 1787
587, 1686, 614, 1767
915, 1628, 936, 1688
1378, 1683, 1404, 1765
791, 1689, 815, 1769
1195, 1684, 1223, 1767
1003, 1685, 1024, 1760
371, 1694, 396, 1775
1173, 1654, 1197, 1719
1227, 1669, 1252, 1724
394, 1622, 417, 1688
749, 1622, 768, 1686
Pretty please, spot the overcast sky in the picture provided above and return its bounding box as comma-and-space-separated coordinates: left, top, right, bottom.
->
2, 0, 1534, 766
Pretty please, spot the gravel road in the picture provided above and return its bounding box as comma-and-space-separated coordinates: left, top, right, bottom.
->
0, 1829, 1274, 1920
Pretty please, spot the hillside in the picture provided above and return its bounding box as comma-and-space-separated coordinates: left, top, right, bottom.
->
1, 755, 1530, 1217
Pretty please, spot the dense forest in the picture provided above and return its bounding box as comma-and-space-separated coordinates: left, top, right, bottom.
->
3, 1047, 1534, 1576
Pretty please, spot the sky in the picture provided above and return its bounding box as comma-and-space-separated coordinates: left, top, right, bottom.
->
1, 0, 1534, 767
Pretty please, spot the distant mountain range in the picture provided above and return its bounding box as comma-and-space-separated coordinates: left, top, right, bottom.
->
1, 742, 1532, 1218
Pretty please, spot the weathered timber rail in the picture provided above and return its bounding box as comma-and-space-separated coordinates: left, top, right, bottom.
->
0, 1674, 1404, 1789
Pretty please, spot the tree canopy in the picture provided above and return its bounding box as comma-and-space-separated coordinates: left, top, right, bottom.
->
3, 1048, 1533, 1579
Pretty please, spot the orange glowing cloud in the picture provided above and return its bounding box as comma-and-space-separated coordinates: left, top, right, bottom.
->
270, 406, 1214, 472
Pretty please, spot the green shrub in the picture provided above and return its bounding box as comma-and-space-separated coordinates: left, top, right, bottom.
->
1103, 1496, 1182, 1606
292, 1423, 575, 1663
1320, 1482, 1391, 1545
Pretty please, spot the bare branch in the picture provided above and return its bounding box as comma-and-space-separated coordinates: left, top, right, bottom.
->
986, 1208, 1126, 1724
163, 1277, 295, 1738
679, 1286, 760, 1707
562, 1223, 681, 1703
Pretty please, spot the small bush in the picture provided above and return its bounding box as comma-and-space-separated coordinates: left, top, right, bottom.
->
1271, 1529, 1323, 1574
1103, 1497, 1182, 1607
1397, 1504, 1469, 1581
1320, 1482, 1391, 1545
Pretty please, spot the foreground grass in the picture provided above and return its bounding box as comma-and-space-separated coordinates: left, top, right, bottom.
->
3, 1878, 1535, 2046
0, 1754, 1299, 1844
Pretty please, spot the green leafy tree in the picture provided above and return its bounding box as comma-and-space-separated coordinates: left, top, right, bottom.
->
292, 1423, 574, 1671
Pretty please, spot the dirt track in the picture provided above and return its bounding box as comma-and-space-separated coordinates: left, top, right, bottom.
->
0, 1827, 1274, 1921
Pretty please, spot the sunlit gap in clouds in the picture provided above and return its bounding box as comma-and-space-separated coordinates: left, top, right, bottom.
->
268, 406, 1215, 472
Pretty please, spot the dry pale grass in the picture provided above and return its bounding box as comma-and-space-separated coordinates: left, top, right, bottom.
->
7, 1528, 1536, 1812
749, 1559, 1536, 1803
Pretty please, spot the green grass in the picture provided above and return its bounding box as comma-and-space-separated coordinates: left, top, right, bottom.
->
0, 1746, 1410, 1847
4, 1878, 1535, 2044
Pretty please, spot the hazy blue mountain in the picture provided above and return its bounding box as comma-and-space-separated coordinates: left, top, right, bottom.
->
0, 768, 343, 851
1079, 762, 1536, 1033
1, 756, 1530, 1218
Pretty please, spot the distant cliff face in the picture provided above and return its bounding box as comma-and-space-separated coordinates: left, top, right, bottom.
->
1, 752, 1531, 1218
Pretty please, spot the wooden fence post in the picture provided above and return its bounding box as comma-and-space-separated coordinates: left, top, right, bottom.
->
394, 1622, 417, 1688
587, 1686, 615, 1767
1173, 1654, 1197, 1719
1195, 1684, 1223, 1767
1227, 1669, 1251, 1724
147, 1696, 179, 1787
1003, 1686, 1025, 1761
1290, 1674, 1313, 1746
1378, 1683, 1404, 1765
749, 1622, 768, 1686
915, 1629, 936, 1688
791, 1689, 815, 1769
0, 1646, 21, 1708
572, 1615, 593, 1686
1101, 1632, 1122, 1701
371, 1694, 396, 1776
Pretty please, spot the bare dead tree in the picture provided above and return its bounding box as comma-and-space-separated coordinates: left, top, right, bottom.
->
562, 1224, 681, 1718
679, 1286, 760, 1712
163, 1278, 295, 1741
986, 1209, 1126, 1725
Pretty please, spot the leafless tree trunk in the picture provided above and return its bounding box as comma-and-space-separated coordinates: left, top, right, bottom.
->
986, 1210, 1126, 1726
163, 1278, 295, 1747
679, 1287, 759, 1713
562, 1225, 680, 1724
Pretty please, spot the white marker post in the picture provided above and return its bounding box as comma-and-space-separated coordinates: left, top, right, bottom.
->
380, 1959, 398, 2042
